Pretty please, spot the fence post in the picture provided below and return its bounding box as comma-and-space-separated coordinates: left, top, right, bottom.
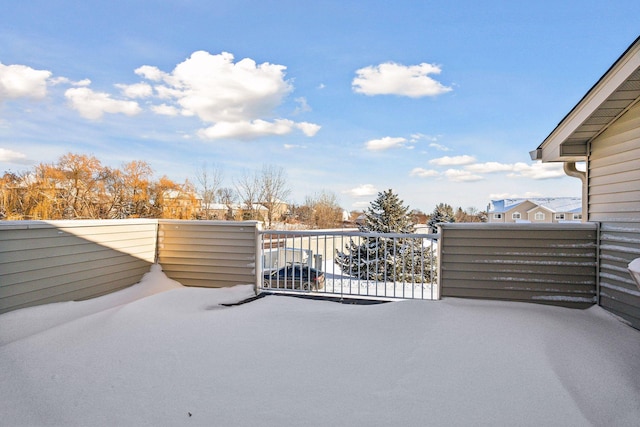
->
254, 222, 263, 295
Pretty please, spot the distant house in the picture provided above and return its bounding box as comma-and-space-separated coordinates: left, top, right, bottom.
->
531, 36, 640, 329
161, 190, 202, 219
201, 202, 288, 223
487, 197, 582, 223
205, 203, 240, 220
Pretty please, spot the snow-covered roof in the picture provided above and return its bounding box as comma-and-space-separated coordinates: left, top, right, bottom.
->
207, 203, 236, 210
205, 203, 269, 211
489, 199, 528, 213
490, 197, 581, 213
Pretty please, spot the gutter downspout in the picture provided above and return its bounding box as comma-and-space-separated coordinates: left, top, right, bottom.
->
563, 161, 599, 305
563, 162, 587, 222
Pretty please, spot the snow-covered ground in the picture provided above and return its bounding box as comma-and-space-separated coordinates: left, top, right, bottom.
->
2, 264, 640, 426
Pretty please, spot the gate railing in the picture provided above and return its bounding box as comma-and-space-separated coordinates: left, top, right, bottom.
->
259, 229, 440, 300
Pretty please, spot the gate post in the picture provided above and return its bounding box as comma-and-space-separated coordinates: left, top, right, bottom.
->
255, 222, 263, 295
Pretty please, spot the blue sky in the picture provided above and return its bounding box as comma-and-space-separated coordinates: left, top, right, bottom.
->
1, 1, 638, 213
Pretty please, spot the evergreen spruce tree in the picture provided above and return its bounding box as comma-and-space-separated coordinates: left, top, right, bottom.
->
335, 189, 434, 282
427, 203, 455, 233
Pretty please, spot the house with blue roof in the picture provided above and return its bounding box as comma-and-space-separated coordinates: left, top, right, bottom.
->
488, 197, 582, 223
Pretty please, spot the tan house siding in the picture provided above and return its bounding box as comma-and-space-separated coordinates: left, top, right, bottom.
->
488, 199, 580, 223
506, 200, 536, 222
531, 37, 640, 328
528, 207, 549, 223
439, 223, 598, 308
156, 220, 260, 289
0, 220, 157, 314
589, 102, 640, 328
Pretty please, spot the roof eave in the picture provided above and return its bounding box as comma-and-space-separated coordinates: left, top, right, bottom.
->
535, 36, 640, 163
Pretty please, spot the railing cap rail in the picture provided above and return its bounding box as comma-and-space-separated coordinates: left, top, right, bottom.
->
0, 218, 159, 230
438, 222, 597, 230
261, 229, 440, 239
159, 219, 260, 227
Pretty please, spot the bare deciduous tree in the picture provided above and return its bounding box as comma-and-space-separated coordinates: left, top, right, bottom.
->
98, 167, 126, 218
234, 169, 261, 221
258, 164, 290, 229
217, 187, 238, 220
195, 162, 223, 219
0, 172, 22, 219
57, 153, 103, 219
2, 152, 204, 220
313, 190, 344, 229
121, 160, 153, 217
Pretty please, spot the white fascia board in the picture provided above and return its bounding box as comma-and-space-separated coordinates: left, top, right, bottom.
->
538, 38, 640, 163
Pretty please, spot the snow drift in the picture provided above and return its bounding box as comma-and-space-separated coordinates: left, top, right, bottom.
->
1, 265, 639, 426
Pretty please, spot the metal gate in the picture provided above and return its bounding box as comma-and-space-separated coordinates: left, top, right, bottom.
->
259, 229, 439, 300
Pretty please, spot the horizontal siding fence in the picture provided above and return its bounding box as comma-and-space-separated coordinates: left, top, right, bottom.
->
4, 219, 631, 319
0, 219, 157, 314
598, 223, 640, 329
438, 223, 598, 308
156, 220, 260, 288
259, 229, 440, 300
588, 105, 640, 328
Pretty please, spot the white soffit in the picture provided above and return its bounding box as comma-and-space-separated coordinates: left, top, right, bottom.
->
535, 37, 640, 162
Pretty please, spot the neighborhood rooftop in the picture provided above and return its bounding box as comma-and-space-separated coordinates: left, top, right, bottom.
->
489, 197, 582, 214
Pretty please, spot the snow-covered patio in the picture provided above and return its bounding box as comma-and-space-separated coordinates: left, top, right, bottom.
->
1, 265, 639, 426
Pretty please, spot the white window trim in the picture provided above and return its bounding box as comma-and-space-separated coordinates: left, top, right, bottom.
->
512, 212, 521, 220
493, 213, 502, 219
554, 213, 565, 220
535, 212, 545, 221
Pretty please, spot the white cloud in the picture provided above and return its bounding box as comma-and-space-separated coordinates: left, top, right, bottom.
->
411, 159, 566, 182
508, 162, 566, 180
465, 161, 516, 173
134, 65, 168, 82
293, 97, 311, 114
0, 63, 51, 100
50, 77, 91, 87
149, 51, 293, 123
444, 169, 484, 182
409, 133, 442, 147
429, 155, 476, 166
151, 103, 180, 116
75, 79, 92, 87
464, 161, 566, 180
153, 85, 183, 100
295, 122, 321, 137
133, 51, 320, 140
365, 136, 407, 151
410, 167, 439, 178
64, 87, 141, 120
429, 142, 450, 151
410, 133, 438, 142
352, 62, 452, 98
116, 82, 153, 99
0, 147, 29, 163
344, 184, 378, 198
198, 119, 299, 140
284, 144, 306, 150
